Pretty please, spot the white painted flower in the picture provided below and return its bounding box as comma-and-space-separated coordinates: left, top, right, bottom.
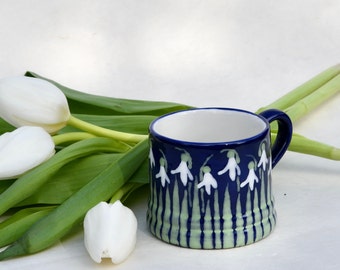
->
240, 161, 259, 191
258, 143, 269, 171
84, 201, 138, 264
0, 76, 70, 134
0, 126, 55, 180
171, 153, 193, 186
197, 166, 217, 195
155, 157, 170, 187
149, 147, 155, 168
218, 150, 241, 181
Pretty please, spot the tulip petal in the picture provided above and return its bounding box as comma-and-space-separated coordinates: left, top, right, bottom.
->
84, 201, 138, 264
0, 76, 70, 133
108, 202, 137, 264
0, 126, 55, 179
84, 202, 110, 263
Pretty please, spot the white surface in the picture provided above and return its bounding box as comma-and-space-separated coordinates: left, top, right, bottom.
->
1, 0, 340, 269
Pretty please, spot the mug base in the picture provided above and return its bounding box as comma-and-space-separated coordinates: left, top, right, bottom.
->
147, 208, 277, 249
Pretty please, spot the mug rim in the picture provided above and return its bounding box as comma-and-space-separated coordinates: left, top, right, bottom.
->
149, 107, 270, 147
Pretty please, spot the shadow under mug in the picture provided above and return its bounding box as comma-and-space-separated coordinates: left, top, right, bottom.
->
147, 107, 292, 249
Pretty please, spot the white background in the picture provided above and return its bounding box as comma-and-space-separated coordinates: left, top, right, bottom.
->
1, 0, 340, 269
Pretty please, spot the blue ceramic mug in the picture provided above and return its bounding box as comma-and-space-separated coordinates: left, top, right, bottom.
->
147, 107, 292, 249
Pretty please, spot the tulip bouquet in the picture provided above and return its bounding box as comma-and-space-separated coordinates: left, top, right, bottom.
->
0, 74, 190, 263
0, 64, 339, 263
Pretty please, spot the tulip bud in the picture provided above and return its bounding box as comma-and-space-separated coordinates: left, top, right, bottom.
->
84, 201, 138, 264
0, 76, 70, 134
0, 126, 55, 180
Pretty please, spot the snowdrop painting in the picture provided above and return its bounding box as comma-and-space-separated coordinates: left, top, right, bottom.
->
147, 107, 292, 249
147, 137, 276, 249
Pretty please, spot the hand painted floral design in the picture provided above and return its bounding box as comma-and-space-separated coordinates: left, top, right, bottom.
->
258, 142, 269, 171
217, 149, 241, 181
149, 147, 155, 168
171, 152, 193, 186
155, 157, 170, 187
197, 166, 217, 195
240, 161, 259, 190
149, 138, 276, 249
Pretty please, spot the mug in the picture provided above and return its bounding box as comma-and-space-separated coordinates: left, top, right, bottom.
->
147, 107, 292, 249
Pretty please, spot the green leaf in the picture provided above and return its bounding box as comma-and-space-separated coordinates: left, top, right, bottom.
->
0, 140, 149, 260
16, 153, 123, 206
128, 158, 149, 184
16, 155, 149, 207
0, 137, 130, 215
0, 118, 15, 134
25, 71, 193, 116
0, 206, 55, 248
0, 180, 14, 196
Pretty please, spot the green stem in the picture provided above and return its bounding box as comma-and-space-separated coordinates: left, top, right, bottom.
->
52, 132, 96, 145
256, 64, 340, 113
283, 74, 340, 123
256, 65, 340, 161
267, 73, 340, 131
109, 182, 144, 203
67, 115, 148, 144
272, 132, 340, 160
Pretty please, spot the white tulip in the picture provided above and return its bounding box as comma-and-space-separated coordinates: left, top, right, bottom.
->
84, 200, 138, 264
0, 126, 55, 180
0, 76, 70, 134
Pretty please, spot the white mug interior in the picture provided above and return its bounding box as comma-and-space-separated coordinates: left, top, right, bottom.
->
151, 108, 267, 143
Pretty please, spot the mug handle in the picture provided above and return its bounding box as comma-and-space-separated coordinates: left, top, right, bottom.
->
259, 109, 293, 168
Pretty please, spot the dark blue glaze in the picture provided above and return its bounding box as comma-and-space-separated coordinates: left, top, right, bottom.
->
147, 108, 292, 249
